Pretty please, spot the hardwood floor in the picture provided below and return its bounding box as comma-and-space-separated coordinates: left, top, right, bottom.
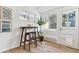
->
4, 41, 79, 53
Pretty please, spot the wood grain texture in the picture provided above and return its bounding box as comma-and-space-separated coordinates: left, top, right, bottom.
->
4, 41, 79, 53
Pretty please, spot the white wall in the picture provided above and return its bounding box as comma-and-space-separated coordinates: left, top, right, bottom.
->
0, 6, 40, 52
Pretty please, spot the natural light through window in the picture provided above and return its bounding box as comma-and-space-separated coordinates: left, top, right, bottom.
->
42, 22, 49, 29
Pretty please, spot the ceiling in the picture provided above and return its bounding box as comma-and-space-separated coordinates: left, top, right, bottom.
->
35, 6, 63, 13
10, 6, 64, 13
14, 6, 64, 13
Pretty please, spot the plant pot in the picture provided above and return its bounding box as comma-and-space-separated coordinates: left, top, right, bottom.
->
39, 35, 44, 41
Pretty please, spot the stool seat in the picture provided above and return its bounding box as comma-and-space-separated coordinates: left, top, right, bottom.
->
25, 32, 30, 34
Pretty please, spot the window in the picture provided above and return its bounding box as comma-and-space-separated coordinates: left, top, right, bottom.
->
42, 14, 57, 29
49, 15, 57, 29
62, 11, 75, 27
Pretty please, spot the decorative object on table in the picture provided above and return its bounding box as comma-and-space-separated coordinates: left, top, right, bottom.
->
0, 6, 12, 32
28, 24, 32, 27
37, 17, 46, 35
62, 11, 75, 27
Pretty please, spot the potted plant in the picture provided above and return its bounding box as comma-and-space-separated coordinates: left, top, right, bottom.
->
37, 17, 46, 43
37, 17, 46, 35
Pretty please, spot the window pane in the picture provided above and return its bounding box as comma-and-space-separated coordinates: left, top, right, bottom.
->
49, 15, 57, 29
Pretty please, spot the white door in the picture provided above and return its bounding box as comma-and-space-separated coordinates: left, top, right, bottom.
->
57, 8, 79, 48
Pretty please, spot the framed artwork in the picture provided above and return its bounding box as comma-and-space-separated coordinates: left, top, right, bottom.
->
19, 11, 28, 20
28, 13, 35, 21
0, 6, 12, 32
2, 21, 11, 32
19, 11, 35, 21
62, 11, 75, 27
0, 7, 12, 20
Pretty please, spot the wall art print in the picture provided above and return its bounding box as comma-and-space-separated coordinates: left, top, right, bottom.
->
2, 7, 12, 20
2, 21, 11, 32
0, 6, 12, 32
62, 11, 75, 27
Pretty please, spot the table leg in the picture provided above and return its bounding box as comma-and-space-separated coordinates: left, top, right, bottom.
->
34, 28, 35, 32
37, 27, 39, 36
20, 28, 24, 47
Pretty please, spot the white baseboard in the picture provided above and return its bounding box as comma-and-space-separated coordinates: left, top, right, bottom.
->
44, 37, 57, 43
44, 37, 79, 50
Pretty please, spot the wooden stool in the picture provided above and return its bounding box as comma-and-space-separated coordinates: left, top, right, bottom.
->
24, 32, 30, 49
30, 32, 37, 47
24, 32, 37, 51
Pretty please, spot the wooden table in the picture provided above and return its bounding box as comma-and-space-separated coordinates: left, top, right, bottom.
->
20, 26, 39, 47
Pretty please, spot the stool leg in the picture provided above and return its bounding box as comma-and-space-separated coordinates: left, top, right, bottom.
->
35, 33, 37, 47
20, 28, 24, 47
29, 39, 31, 51
35, 38, 37, 47
23, 41, 26, 49
29, 35, 31, 51
23, 33, 26, 49
29, 40, 31, 51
